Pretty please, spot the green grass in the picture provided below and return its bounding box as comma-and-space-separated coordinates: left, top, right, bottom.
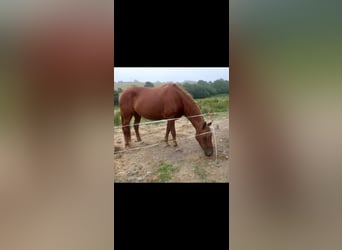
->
157, 162, 178, 182
195, 95, 229, 114
114, 108, 121, 126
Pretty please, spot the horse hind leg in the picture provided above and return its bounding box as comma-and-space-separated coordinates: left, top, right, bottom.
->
121, 114, 133, 147
170, 120, 178, 147
164, 121, 171, 146
133, 114, 142, 142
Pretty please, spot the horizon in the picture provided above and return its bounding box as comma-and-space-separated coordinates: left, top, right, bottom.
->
114, 67, 229, 82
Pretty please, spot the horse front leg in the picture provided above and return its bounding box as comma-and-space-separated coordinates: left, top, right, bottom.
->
170, 120, 177, 147
165, 121, 171, 145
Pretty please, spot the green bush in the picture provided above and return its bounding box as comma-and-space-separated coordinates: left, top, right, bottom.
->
114, 110, 121, 126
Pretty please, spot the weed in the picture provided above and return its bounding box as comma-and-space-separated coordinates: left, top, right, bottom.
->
158, 162, 178, 182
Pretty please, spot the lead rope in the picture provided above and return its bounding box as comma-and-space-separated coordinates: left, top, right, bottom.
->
211, 125, 218, 164
207, 112, 218, 164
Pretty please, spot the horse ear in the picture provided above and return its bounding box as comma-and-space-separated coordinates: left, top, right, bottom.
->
202, 121, 207, 129
207, 121, 212, 127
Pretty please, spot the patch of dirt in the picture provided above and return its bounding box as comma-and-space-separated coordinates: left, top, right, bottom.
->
114, 115, 229, 183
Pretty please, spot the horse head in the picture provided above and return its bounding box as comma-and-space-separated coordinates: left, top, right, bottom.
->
195, 120, 213, 156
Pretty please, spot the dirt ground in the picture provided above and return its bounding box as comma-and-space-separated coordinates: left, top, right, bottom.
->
114, 115, 229, 183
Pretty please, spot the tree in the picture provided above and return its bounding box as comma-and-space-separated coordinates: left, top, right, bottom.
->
144, 81, 154, 88
198, 80, 208, 85
212, 79, 229, 94
183, 83, 195, 97
114, 90, 119, 105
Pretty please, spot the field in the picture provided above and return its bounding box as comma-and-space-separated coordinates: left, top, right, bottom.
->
114, 81, 166, 90
114, 95, 229, 182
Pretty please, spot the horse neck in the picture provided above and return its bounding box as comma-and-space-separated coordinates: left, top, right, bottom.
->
188, 116, 205, 133
182, 95, 204, 132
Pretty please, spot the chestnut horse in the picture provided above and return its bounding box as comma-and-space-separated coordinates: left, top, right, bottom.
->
119, 83, 213, 156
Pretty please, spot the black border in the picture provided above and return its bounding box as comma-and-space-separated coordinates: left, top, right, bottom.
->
114, 183, 229, 249
114, 0, 229, 67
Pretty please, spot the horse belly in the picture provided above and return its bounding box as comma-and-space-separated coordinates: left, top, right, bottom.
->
134, 104, 165, 120
134, 101, 180, 120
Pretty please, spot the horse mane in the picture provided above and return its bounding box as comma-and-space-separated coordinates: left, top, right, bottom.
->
171, 84, 199, 110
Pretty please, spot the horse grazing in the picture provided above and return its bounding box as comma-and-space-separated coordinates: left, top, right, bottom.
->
118, 83, 213, 156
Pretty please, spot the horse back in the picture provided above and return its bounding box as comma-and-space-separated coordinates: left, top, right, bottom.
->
119, 85, 183, 120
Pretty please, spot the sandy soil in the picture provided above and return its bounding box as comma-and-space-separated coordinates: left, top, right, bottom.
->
114, 115, 229, 182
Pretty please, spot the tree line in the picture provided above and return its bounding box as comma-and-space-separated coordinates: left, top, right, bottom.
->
182, 79, 229, 99
114, 79, 229, 105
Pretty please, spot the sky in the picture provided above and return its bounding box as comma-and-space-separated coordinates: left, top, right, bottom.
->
114, 67, 229, 82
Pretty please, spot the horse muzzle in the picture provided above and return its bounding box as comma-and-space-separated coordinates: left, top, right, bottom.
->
204, 148, 213, 156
